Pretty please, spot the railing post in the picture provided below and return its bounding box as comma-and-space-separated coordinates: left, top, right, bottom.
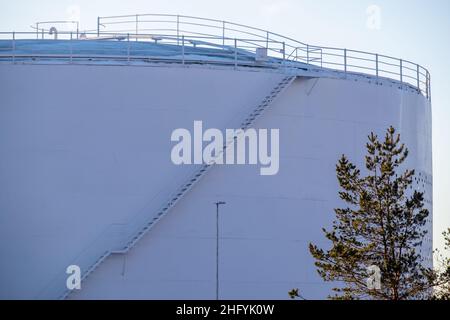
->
344, 49, 347, 75
306, 44, 309, 64
282, 42, 285, 60
400, 59, 403, 85
266, 31, 269, 49
12, 32, 15, 64
97, 17, 100, 37
320, 49, 323, 68
182, 35, 185, 65
127, 33, 130, 63
70, 32, 73, 63
375, 54, 379, 80
36, 23, 39, 39
177, 15, 180, 46
417, 64, 420, 92
135, 14, 139, 42
234, 38, 237, 69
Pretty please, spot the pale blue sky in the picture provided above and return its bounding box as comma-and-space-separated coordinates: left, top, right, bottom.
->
1, 0, 449, 252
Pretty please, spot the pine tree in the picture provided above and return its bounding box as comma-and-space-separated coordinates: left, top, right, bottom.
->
432, 229, 450, 300
309, 126, 435, 300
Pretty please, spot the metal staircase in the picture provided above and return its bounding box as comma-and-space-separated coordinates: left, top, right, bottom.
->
53, 75, 296, 299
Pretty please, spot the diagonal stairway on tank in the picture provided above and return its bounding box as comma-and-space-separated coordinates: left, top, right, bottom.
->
39, 74, 297, 300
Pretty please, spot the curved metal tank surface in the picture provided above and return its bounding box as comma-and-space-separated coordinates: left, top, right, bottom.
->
0, 61, 432, 299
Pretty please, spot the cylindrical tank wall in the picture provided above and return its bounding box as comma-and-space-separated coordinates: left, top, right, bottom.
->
0, 64, 432, 299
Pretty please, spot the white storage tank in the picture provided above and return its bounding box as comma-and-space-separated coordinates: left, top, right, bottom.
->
0, 14, 432, 299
